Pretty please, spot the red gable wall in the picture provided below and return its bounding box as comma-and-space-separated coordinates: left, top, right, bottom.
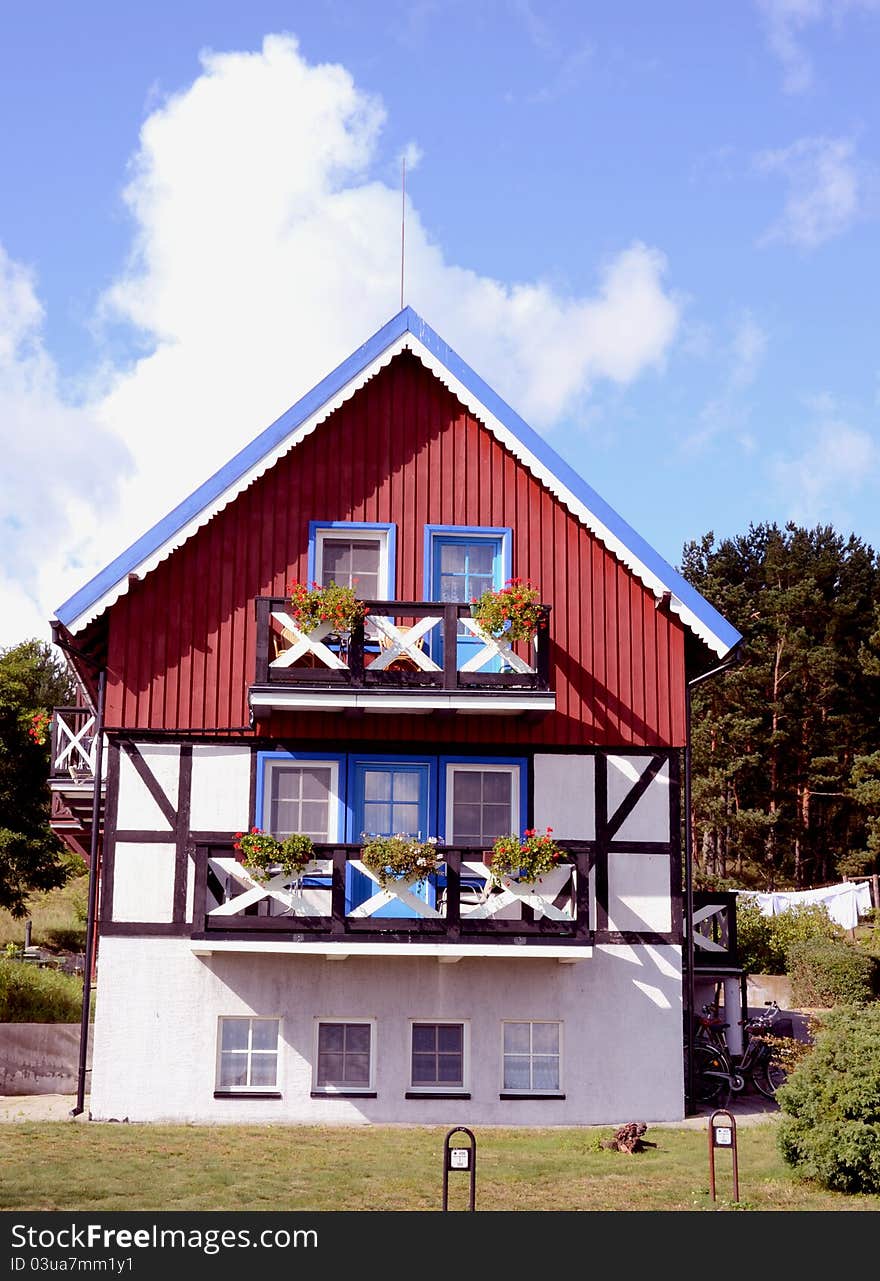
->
103, 352, 687, 746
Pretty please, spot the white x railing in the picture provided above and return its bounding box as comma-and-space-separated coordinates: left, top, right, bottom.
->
457, 617, 537, 674
458, 861, 575, 920
269, 612, 349, 670
53, 712, 98, 778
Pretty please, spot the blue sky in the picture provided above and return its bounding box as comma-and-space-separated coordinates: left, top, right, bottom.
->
1, 1, 878, 644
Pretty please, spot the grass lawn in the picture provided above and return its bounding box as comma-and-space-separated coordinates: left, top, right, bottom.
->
2, 1120, 879, 1212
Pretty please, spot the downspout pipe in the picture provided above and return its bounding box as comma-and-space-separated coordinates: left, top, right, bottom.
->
683, 649, 740, 1116
71, 667, 106, 1118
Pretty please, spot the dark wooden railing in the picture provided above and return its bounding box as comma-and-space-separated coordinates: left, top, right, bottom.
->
691, 891, 738, 968
253, 598, 552, 692
192, 841, 590, 949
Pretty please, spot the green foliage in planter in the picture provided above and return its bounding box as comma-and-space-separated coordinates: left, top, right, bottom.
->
470, 578, 544, 643
287, 580, 365, 634
488, 828, 564, 884
233, 829, 315, 883
777, 1004, 880, 1193
0, 959, 86, 1022
360, 834, 440, 889
786, 938, 878, 1007
736, 898, 843, 975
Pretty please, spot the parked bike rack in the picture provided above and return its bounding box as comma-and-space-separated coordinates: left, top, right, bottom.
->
708, 1109, 739, 1202
442, 1126, 476, 1211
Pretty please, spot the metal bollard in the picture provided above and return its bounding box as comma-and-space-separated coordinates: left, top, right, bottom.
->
442, 1126, 476, 1211
709, 1109, 739, 1202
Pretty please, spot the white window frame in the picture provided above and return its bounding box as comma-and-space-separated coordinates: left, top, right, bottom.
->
215, 1016, 281, 1093
313, 526, 391, 599
261, 757, 342, 842
312, 1017, 377, 1095
500, 1020, 563, 1095
408, 1018, 470, 1093
444, 762, 521, 847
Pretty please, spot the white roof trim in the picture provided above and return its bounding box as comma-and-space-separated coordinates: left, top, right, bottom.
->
66, 330, 725, 655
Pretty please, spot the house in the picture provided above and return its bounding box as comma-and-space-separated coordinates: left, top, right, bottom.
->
50, 307, 742, 1125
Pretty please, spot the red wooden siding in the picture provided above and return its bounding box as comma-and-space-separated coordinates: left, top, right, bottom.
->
103, 352, 688, 746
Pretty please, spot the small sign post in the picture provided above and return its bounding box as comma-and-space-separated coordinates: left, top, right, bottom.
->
708, 1109, 739, 1202
442, 1126, 476, 1211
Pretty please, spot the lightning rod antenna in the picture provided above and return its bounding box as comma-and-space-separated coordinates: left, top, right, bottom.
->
400, 155, 406, 311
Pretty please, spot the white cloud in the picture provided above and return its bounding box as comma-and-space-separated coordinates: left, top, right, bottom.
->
770, 418, 878, 526
756, 0, 880, 94
756, 136, 861, 248
1, 33, 681, 642
0, 246, 131, 646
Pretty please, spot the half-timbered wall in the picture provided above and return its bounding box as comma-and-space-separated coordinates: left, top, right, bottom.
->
100, 353, 688, 746
101, 740, 680, 947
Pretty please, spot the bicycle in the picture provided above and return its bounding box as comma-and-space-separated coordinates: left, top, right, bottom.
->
691, 1001, 787, 1108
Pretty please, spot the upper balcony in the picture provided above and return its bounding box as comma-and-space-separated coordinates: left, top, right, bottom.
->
249, 598, 555, 717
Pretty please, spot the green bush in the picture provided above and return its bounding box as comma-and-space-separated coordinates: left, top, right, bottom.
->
44, 926, 87, 952
787, 938, 878, 1007
777, 1004, 880, 1193
0, 959, 85, 1022
736, 898, 843, 975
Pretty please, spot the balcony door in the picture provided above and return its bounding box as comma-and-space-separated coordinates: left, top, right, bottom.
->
428, 531, 506, 670
347, 759, 435, 916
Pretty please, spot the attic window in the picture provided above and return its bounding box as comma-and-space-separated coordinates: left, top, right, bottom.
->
309, 522, 396, 600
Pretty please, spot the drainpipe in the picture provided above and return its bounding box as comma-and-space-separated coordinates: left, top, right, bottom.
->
683, 650, 740, 1115
71, 667, 106, 1118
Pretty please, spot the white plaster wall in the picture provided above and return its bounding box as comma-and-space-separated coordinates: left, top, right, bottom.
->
90, 937, 684, 1126
190, 746, 251, 832
117, 744, 180, 831
607, 756, 671, 842
533, 755, 595, 839
606, 852, 672, 933
112, 843, 176, 922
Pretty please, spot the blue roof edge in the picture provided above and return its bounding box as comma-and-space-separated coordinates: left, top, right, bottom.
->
54, 305, 741, 655
407, 312, 742, 655
53, 310, 413, 628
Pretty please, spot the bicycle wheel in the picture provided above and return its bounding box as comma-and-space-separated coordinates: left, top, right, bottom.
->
692, 1044, 732, 1109
755, 1057, 787, 1098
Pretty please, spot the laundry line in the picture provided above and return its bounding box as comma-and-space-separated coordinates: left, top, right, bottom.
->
734, 880, 874, 932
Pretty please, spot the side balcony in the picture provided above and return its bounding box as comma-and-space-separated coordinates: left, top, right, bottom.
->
692, 891, 738, 970
249, 597, 555, 717
191, 841, 591, 961
48, 706, 105, 862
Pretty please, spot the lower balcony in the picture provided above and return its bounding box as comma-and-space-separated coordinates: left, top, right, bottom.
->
191, 841, 591, 961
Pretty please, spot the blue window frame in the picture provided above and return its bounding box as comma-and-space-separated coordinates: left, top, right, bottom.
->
423, 525, 512, 668
307, 521, 396, 600
255, 751, 346, 840
439, 754, 527, 841
347, 756, 437, 917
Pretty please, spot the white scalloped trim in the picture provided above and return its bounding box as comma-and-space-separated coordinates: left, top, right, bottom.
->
65, 332, 729, 656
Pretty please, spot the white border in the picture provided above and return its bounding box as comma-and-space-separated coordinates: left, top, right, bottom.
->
215, 1015, 282, 1093
262, 757, 341, 841
312, 1017, 377, 1095
444, 762, 519, 846
408, 1018, 470, 1094
64, 332, 730, 655
500, 1019, 564, 1095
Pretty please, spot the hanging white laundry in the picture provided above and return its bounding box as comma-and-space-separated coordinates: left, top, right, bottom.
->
735, 882, 870, 931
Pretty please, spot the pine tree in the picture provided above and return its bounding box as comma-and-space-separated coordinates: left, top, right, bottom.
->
681, 523, 880, 889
